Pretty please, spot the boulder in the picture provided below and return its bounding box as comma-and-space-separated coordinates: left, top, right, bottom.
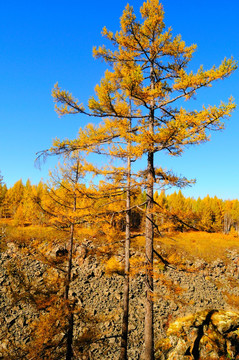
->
156, 309, 239, 360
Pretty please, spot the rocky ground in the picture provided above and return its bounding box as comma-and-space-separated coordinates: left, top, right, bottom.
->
0, 240, 239, 359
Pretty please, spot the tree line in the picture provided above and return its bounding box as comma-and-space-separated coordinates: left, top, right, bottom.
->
1, 177, 239, 235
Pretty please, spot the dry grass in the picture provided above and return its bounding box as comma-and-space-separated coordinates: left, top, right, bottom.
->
1, 220, 239, 265
3, 225, 65, 244
118, 231, 239, 264
154, 231, 239, 264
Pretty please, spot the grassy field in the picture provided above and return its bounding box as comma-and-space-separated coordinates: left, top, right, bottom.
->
1, 220, 239, 264
155, 231, 239, 264
130, 230, 239, 266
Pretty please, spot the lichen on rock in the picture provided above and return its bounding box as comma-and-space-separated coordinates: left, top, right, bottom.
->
156, 310, 239, 360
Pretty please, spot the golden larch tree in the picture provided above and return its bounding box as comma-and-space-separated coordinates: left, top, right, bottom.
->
50, 1, 237, 359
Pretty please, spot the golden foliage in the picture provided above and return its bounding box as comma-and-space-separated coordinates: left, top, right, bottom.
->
104, 256, 124, 275
45, 1, 237, 233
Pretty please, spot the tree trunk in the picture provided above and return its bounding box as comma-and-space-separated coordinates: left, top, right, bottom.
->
145, 66, 155, 360
66, 312, 74, 360
119, 194, 130, 359
144, 150, 154, 360
120, 114, 131, 360
65, 222, 74, 360
65, 165, 78, 360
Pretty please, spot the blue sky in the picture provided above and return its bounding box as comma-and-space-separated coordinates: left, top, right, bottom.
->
0, 0, 238, 200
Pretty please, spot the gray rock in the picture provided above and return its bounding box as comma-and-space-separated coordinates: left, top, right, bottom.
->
0, 243, 239, 359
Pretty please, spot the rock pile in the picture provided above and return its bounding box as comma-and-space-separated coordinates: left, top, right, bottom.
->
0, 241, 239, 359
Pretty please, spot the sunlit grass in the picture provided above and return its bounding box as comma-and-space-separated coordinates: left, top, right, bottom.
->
121, 231, 239, 264
155, 231, 239, 263
1, 220, 239, 264
4, 225, 65, 244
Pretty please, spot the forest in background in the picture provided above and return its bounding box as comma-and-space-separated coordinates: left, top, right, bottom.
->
1, 175, 239, 235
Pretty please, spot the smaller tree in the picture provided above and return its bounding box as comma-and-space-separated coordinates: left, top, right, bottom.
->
33, 152, 102, 359
2, 179, 24, 219
44, 153, 94, 360
0, 174, 7, 217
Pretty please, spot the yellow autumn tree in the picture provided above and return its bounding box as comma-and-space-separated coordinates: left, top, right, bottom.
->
35, 152, 128, 359
47, 1, 237, 358
0, 173, 7, 218
2, 179, 24, 219
37, 152, 98, 359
